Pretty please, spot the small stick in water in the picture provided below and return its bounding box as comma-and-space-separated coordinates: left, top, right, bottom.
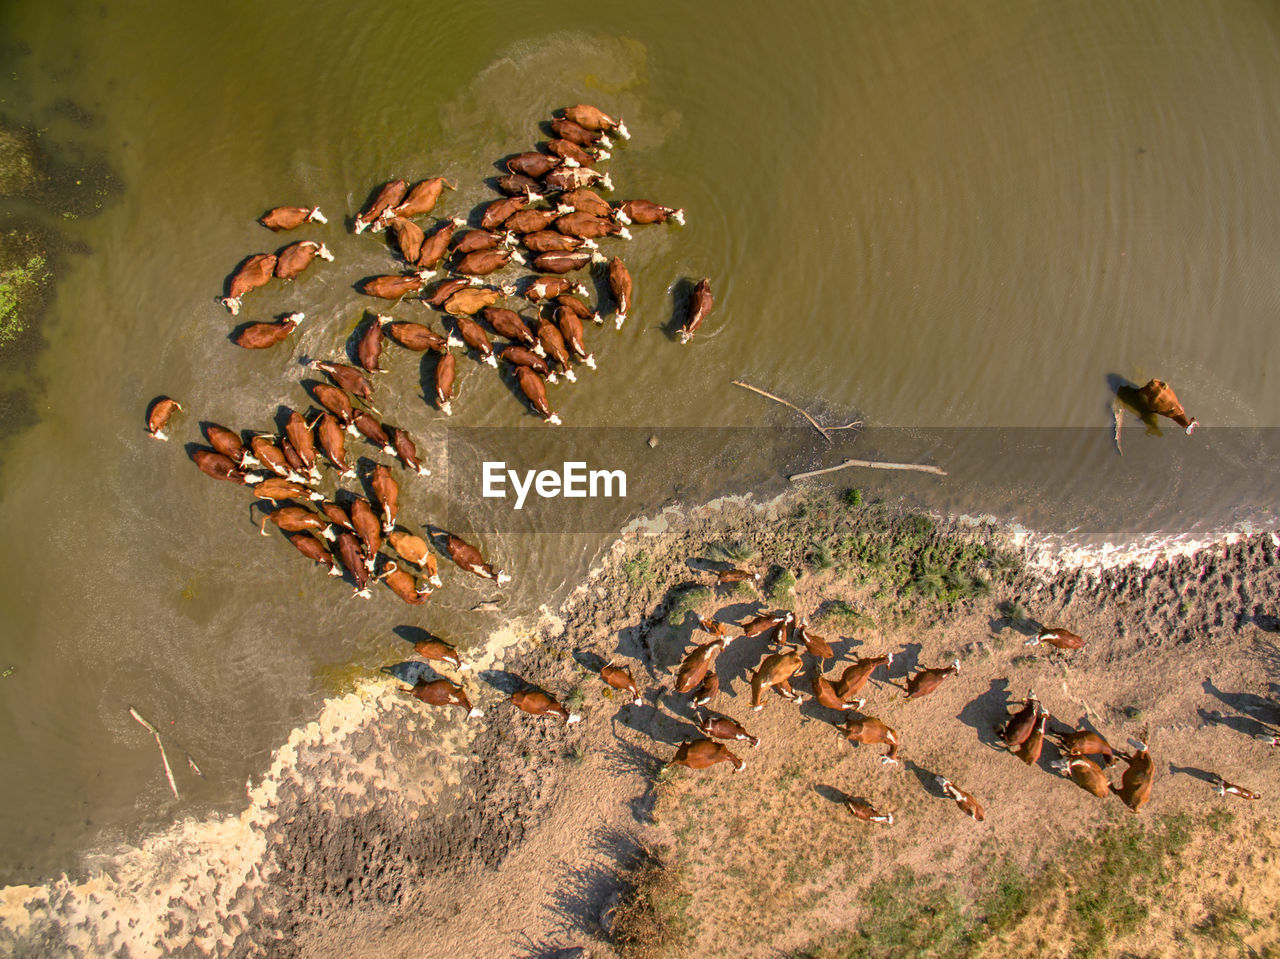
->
789, 459, 947, 481
185, 752, 205, 778
129, 706, 180, 800
1113, 406, 1124, 456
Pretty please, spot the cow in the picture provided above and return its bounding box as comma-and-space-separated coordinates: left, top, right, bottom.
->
386, 217, 425, 264
1138, 379, 1198, 435
555, 188, 616, 220
360, 273, 433, 300
285, 410, 320, 481
551, 116, 612, 149
348, 496, 383, 570
250, 434, 306, 482
533, 250, 598, 274
354, 316, 384, 373
715, 568, 759, 586
495, 173, 544, 199
259, 506, 334, 540
1113, 739, 1154, 813
454, 248, 524, 277
698, 618, 730, 639
936, 776, 985, 821
607, 256, 632, 329
679, 278, 713, 344
669, 739, 744, 773
1053, 728, 1117, 766
482, 306, 539, 349
561, 104, 629, 140
553, 293, 601, 326
391, 426, 430, 476
504, 209, 560, 235
370, 463, 399, 533
697, 711, 759, 748
259, 206, 327, 231
500, 345, 558, 382
435, 352, 456, 415
520, 230, 589, 254
812, 668, 862, 712
904, 660, 960, 699
382, 318, 459, 353
234, 312, 303, 349
424, 275, 481, 309
273, 240, 333, 280
204, 424, 255, 468
481, 196, 530, 231
250, 477, 323, 504
1015, 710, 1049, 765
311, 383, 356, 426
1050, 756, 1110, 798
1027, 626, 1084, 650
1214, 777, 1260, 800
834, 654, 893, 702
600, 663, 642, 705
505, 151, 562, 179
353, 179, 408, 234
535, 317, 577, 382
445, 533, 510, 585
319, 500, 353, 532
280, 436, 308, 476
408, 216, 464, 271
192, 449, 255, 485
690, 671, 720, 707
220, 253, 277, 315
614, 199, 684, 226
845, 798, 894, 825
388, 530, 441, 581
410, 677, 482, 719
516, 365, 562, 425
392, 177, 456, 219
543, 166, 613, 193
554, 211, 630, 241
996, 692, 1040, 747
510, 688, 579, 724
750, 648, 805, 709
839, 716, 900, 764
794, 618, 835, 659
333, 531, 372, 598
146, 397, 182, 440
413, 636, 467, 670
525, 277, 586, 302
449, 315, 498, 367
674, 638, 726, 694
453, 228, 510, 254
556, 307, 596, 370
378, 558, 431, 605
313, 412, 355, 478
445, 286, 505, 318
739, 612, 792, 638
547, 137, 608, 167
286, 532, 339, 575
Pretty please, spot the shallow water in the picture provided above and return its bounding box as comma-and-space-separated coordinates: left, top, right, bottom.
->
0, 0, 1278, 887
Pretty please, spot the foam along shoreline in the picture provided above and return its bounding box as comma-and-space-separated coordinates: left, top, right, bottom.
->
1, 489, 1275, 956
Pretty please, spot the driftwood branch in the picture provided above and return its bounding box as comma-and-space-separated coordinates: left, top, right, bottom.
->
732, 381, 860, 444
1112, 407, 1124, 456
789, 458, 948, 481
130, 706, 180, 800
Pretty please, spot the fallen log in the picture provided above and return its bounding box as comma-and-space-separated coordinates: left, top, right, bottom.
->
789, 459, 947, 481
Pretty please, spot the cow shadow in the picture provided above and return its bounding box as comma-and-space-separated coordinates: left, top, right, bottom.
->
886, 643, 922, 681
663, 277, 697, 340
478, 669, 526, 697
1198, 706, 1274, 741
1246, 613, 1280, 634
1108, 374, 1163, 434
392, 624, 446, 649
715, 634, 772, 695
611, 698, 694, 747
1168, 763, 1219, 786
1202, 678, 1280, 722
904, 759, 948, 798
813, 783, 849, 807
957, 678, 1012, 748
381, 660, 438, 686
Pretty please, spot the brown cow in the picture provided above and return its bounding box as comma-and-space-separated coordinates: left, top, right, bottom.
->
273, 240, 333, 280
936, 776, 985, 821
615, 199, 684, 226
192, 449, 254, 485
370, 463, 399, 532
393, 177, 456, 219
1214, 777, 1260, 800
904, 660, 960, 699
410, 677, 482, 719
551, 116, 612, 148
510, 688, 579, 724
481, 196, 530, 231
543, 166, 613, 193
500, 345, 558, 383
414, 637, 467, 670
355, 317, 384, 373
417, 217, 467, 270
250, 435, 306, 482
378, 558, 431, 605
555, 211, 630, 241
220, 253, 277, 315
533, 250, 598, 275
562, 104, 629, 140
204, 424, 254, 467
482, 306, 539, 349
425, 275, 481, 309
996, 692, 1040, 748
309, 360, 378, 409
525, 277, 586, 302
313, 411, 355, 477
348, 497, 382, 571
251, 477, 323, 504
360, 273, 432, 300
312, 383, 355, 426
515, 366, 562, 425
845, 798, 893, 825
1015, 710, 1048, 765
445, 533, 510, 585
697, 711, 759, 748
556, 187, 616, 219
454, 248, 524, 277
285, 410, 320, 480
280, 436, 308, 476
674, 638, 726, 694
333, 531, 372, 598
386, 217, 425, 264
453, 228, 510, 254
506, 151, 562, 179
554, 294, 600, 325
600, 663, 642, 705
234, 312, 303, 349
1113, 739, 1154, 813
557, 308, 596, 370
259, 206, 326, 231
354, 179, 407, 234
679, 278, 713, 344
1051, 756, 1110, 798
1028, 626, 1084, 650
496, 173, 544, 198
452, 315, 499, 367
382, 318, 459, 353
715, 568, 759, 586
547, 138, 608, 167
794, 618, 835, 659
834, 654, 893, 702
750, 648, 805, 709
670, 739, 744, 773
435, 352, 456, 416
812, 668, 862, 712
839, 716, 900, 764
690, 671, 720, 707
1054, 728, 1117, 766
445, 286, 505, 319
505, 209, 560, 235
739, 612, 792, 638
388, 529, 435, 572
535, 317, 577, 383
146, 397, 182, 441
1138, 379, 1198, 435
286, 532, 339, 575
520, 230, 589, 254
391, 426, 430, 476
319, 500, 353, 532
607, 256, 632, 329
259, 506, 334, 541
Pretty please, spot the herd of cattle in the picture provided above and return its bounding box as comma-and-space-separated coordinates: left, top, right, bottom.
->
146, 103, 711, 604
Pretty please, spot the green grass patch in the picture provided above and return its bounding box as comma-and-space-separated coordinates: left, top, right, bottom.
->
764, 567, 797, 607
666, 584, 712, 626
623, 552, 655, 588
704, 539, 757, 563
814, 599, 874, 632
0, 253, 47, 345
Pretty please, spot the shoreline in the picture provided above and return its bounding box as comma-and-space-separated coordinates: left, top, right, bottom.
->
2, 486, 1277, 956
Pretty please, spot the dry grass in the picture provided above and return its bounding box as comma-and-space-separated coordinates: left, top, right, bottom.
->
610, 847, 693, 959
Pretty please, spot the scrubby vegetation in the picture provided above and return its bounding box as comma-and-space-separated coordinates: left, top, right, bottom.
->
610, 848, 692, 959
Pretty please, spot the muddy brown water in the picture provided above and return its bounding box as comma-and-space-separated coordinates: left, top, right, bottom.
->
0, 0, 1278, 887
